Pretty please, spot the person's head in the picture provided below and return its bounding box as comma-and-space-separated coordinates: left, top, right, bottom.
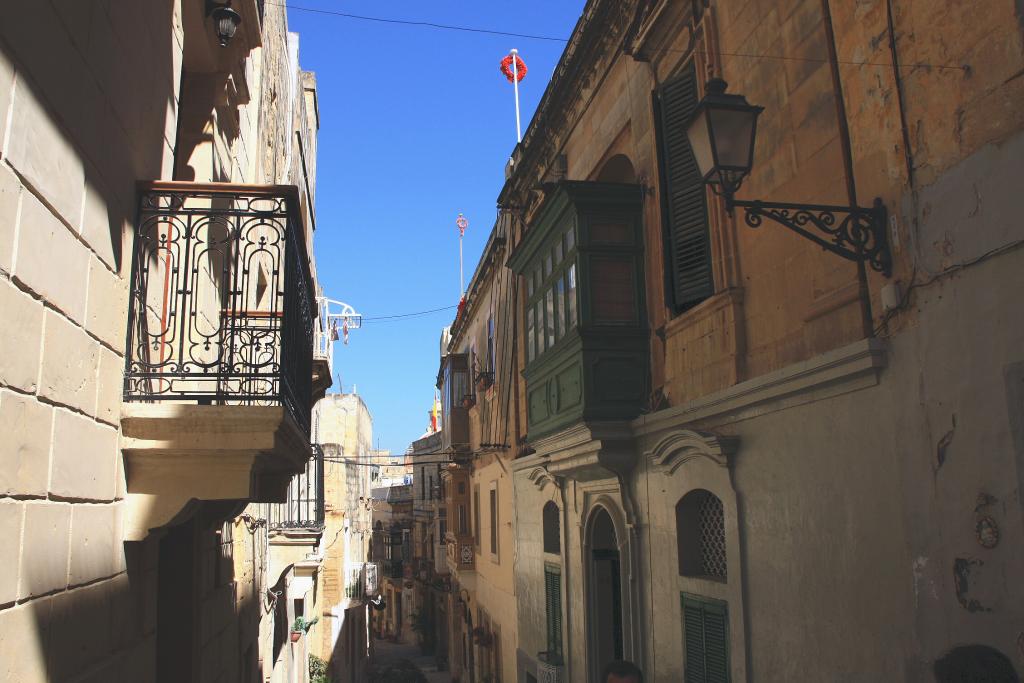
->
603, 660, 644, 683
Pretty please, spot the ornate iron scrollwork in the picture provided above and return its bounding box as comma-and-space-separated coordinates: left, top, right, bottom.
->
124, 184, 314, 434
730, 197, 892, 277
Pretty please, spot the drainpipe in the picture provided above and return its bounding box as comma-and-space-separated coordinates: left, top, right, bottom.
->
820, 0, 874, 338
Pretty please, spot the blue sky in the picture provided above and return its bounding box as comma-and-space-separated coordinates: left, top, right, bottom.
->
287, 1, 586, 453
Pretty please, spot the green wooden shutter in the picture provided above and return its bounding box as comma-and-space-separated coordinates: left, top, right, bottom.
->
545, 567, 563, 659
682, 593, 730, 683
657, 63, 713, 311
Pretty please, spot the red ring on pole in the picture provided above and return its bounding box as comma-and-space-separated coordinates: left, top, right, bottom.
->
500, 54, 527, 83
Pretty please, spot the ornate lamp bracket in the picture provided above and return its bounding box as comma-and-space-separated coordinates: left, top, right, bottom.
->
728, 197, 892, 277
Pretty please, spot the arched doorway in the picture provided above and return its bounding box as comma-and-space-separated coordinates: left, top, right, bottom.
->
588, 506, 624, 678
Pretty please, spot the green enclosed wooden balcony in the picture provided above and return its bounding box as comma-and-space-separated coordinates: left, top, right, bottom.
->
508, 181, 649, 443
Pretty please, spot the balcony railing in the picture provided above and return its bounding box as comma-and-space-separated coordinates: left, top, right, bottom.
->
269, 444, 325, 530
383, 559, 404, 579
124, 182, 315, 434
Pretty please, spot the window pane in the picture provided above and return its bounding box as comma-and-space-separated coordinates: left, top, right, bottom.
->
554, 240, 563, 265
544, 253, 553, 279
489, 489, 498, 554
567, 264, 578, 329
536, 302, 545, 352
527, 271, 534, 297
554, 275, 565, 339
565, 228, 575, 252
545, 288, 555, 347
526, 307, 535, 362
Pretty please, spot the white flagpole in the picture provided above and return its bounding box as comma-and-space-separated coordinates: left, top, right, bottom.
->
510, 48, 522, 143
457, 214, 468, 298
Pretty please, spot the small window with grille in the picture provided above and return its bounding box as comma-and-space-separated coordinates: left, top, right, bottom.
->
676, 489, 727, 581
542, 501, 560, 555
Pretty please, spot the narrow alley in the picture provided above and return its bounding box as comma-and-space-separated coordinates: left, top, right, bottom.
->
0, 0, 1022, 682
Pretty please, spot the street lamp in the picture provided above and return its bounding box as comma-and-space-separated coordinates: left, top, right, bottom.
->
685, 78, 763, 197
685, 79, 892, 277
206, 1, 242, 48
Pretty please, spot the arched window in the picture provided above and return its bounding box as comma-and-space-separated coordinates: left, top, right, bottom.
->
676, 489, 727, 580
543, 501, 560, 555
934, 645, 1019, 682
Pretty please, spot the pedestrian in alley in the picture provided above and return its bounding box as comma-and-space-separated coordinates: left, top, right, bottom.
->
603, 660, 644, 683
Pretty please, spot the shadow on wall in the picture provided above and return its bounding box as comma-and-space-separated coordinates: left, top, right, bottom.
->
328, 605, 370, 683
0, 1, 181, 277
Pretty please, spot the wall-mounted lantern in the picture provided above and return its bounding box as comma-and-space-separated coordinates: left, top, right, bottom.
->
207, 1, 242, 47
685, 78, 892, 277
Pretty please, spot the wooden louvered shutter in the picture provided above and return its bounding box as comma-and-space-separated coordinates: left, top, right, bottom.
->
682, 593, 730, 683
657, 63, 714, 311
544, 567, 563, 658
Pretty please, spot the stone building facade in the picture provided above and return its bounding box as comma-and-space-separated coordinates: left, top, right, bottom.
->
461, 0, 1024, 681
436, 215, 521, 682
0, 2, 331, 681
309, 392, 376, 683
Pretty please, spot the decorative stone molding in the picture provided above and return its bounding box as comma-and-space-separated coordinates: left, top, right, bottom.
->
635, 338, 887, 436
526, 467, 562, 492
532, 421, 636, 481
646, 429, 739, 474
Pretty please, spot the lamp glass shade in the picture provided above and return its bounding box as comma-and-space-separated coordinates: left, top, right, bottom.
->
213, 6, 242, 46
708, 107, 758, 171
685, 112, 715, 182
683, 79, 763, 195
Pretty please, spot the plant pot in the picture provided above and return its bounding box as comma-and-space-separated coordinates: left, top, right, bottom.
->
290, 631, 301, 643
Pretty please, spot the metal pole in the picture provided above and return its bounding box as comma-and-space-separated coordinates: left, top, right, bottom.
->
511, 48, 522, 143
459, 232, 464, 297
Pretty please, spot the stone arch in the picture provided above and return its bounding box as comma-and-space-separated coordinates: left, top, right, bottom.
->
934, 645, 1019, 682
582, 498, 636, 678
596, 153, 637, 183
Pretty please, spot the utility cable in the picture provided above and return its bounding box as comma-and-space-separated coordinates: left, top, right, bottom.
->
272, 1, 968, 72
360, 304, 458, 322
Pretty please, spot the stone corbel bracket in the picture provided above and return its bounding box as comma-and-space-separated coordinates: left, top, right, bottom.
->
120, 403, 310, 541
526, 466, 562, 492
646, 429, 739, 475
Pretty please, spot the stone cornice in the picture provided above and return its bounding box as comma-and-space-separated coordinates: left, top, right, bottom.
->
633, 338, 887, 436
499, 0, 638, 213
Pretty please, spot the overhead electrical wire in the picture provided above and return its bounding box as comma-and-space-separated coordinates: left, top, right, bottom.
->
270, 1, 968, 72
360, 304, 458, 322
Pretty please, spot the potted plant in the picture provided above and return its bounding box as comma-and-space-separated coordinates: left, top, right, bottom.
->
291, 616, 318, 642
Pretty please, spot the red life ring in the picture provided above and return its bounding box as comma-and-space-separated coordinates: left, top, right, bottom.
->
500, 54, 527, 83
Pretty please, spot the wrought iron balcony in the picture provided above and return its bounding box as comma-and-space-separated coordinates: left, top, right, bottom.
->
383, 559, 404, 579
124, 181, 315, 435
269, 444, 325, 530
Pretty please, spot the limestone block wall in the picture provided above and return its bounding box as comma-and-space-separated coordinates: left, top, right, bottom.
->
0, 1, 321, 681
0, 1, 179, 679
